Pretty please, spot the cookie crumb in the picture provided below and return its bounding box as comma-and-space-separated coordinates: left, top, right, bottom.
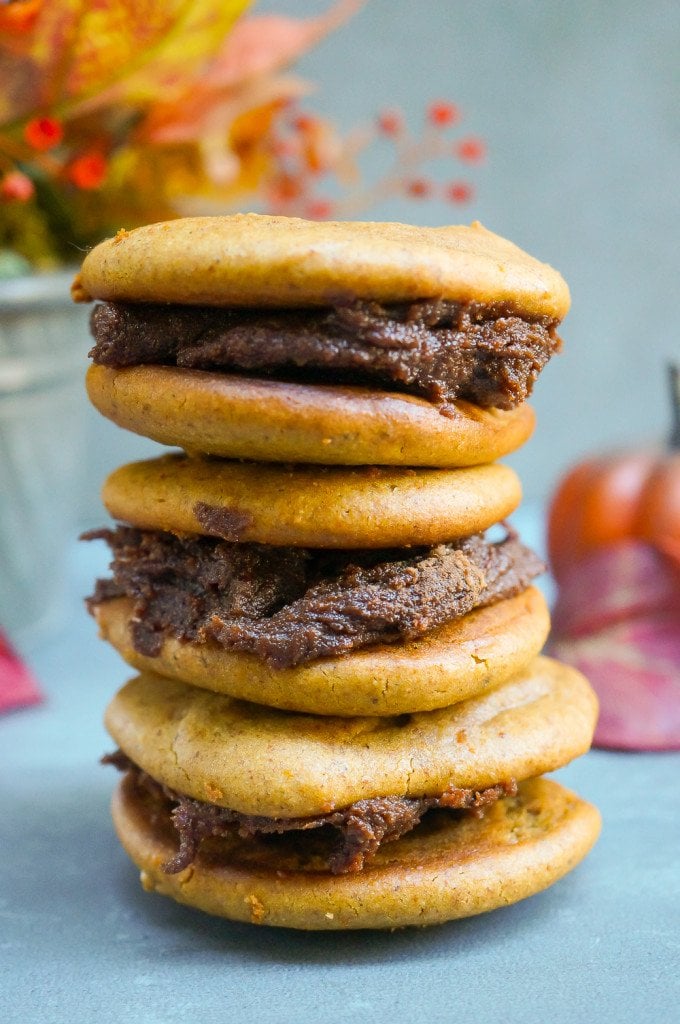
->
204, 782, 224, 802
70, 273, 91, 303
140, 870, 155, 892
245, 894, 266, 924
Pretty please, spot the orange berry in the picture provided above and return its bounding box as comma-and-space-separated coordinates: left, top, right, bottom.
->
428, 101, 460, 127
377, 110, 403, 136
406, 178, 431, 198
0, 171, 35, 202
67, 151, 107, 190
267, 173, 303, 206
446, 181, 473, 203
24, 116, 63, 151
306, 199, 334, 219
291, 114, 316, 133
455, 136, 486, 162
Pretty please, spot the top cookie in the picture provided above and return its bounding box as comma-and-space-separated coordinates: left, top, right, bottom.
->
73, 214, 570, 319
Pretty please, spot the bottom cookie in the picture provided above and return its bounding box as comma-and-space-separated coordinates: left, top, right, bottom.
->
112, 775, 600, 931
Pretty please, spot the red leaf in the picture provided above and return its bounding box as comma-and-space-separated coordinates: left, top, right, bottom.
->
549, 541, 680, 750
0, 630, 43, 714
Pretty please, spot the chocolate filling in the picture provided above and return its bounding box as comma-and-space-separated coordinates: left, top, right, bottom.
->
85, 527, 544, 668
88, 298, 561, 410
104, 750, 517, 875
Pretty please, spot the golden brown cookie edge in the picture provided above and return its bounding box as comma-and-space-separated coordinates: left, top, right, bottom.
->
94, 587, 550, 716
86, 364, 536, 467
111, 775, 600, 930
76, 215, 570, 320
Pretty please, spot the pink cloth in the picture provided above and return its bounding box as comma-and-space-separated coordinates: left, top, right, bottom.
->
0, 629, 43, 713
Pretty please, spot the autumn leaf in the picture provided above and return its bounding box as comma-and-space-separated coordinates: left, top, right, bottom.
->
200, 0, 364, 90
0, 0, 251, 126
137, 0, 363, 145
0, 628, 43, 713
549, 540, 680, 751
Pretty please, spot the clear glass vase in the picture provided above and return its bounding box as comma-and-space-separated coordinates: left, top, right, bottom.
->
0, 273, 89, 642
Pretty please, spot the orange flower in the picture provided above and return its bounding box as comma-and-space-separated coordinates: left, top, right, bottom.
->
24, 116, 63, 151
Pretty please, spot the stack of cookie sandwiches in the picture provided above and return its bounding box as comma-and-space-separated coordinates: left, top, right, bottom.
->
75, 215, 600, 930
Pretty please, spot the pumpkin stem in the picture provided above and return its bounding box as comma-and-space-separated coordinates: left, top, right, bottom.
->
670, 364, 680, 450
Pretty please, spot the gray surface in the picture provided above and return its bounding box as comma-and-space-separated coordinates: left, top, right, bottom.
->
2, 536, 679, 1024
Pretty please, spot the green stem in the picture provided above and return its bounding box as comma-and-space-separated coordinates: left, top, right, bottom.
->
669, 364, 680, 450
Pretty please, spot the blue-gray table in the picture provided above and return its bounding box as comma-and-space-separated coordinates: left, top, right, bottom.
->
3, 535, 679, 1024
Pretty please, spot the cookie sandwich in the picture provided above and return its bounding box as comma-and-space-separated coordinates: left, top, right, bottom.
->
105, 659, 598, 930
86, 452, 547, 716
76, 215, 567, 467
76, 214, 600, 930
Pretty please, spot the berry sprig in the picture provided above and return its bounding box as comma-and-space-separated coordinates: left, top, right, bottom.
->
263, 99, 485, 220
0, 113, 109, 205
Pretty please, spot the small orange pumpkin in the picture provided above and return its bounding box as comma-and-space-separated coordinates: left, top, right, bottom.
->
548, 365, 680, 581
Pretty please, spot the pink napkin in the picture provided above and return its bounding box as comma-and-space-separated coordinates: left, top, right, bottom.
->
0, 629, 44, 713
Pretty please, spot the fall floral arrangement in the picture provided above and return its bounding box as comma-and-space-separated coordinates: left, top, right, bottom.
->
0, 0, 485, 276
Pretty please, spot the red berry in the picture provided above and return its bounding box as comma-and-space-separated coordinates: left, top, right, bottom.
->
455, 136, 486, 163
24, 116, 63, 151
270, 138, 297, 159
67, 151, 107, 190
0, 170, 34, 202
267, 173, 303, 206
427, 102, 460, 127
291, 114, 315, 133
377, 110, 403, 136
407, 178, 431, 198
446, 181, 473, 203
306, 199, 334, 219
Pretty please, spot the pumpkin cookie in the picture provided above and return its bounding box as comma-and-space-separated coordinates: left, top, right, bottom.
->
85, 365, 536, 467
104, 657, 598, 817
78, 216, 567, 462
74, 215, 569, 317
101, 454, 522, 548
93, 587, 550, 716
112, 773, 600, 930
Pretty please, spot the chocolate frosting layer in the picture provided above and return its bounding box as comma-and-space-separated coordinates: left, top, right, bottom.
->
85, 527, 544, 668
89, 298, 561, 410
104, 751, 517, 875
